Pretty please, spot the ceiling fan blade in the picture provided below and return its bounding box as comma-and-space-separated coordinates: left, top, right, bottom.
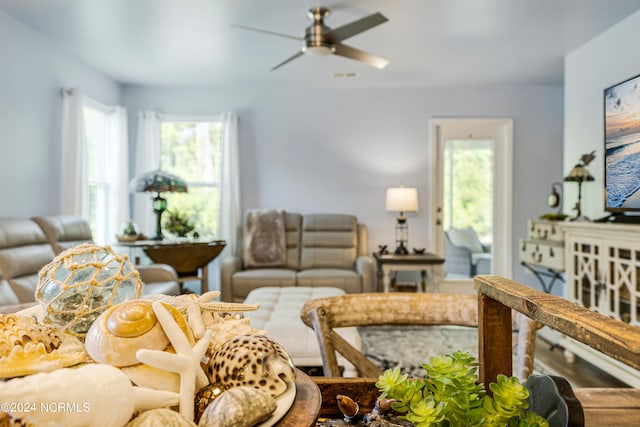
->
333, 43, 389, 69
270, 51, 305, 71
232, 24, 302, 41
325, 12, 388, 43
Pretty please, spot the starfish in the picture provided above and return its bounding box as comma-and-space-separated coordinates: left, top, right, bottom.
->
136, 301, 212, 421
147, 291, 260, 338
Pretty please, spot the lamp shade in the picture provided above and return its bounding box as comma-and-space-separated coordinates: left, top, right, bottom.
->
130, 169, 188, 194
563, 164, 595, 183
386, 187, 419, 212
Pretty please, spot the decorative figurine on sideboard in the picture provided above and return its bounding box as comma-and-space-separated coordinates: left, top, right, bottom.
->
377, 245, 389, 255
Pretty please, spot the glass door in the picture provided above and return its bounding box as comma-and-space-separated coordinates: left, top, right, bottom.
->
431, 118, 513, 283
442, 138, 494, 279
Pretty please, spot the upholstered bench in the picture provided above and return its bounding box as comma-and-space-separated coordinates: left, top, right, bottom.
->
243, 286, 361, 377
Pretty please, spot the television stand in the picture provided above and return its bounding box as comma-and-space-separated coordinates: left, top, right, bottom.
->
594, 212, 640, 224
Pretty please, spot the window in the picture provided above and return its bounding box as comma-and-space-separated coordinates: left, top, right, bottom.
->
159, 119, 223, 238
83, 102, 110, 244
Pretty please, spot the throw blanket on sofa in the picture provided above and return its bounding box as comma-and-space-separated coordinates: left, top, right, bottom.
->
243, 209, 287, 268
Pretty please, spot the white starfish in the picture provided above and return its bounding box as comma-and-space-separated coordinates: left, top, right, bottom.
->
147, 291, 260, 338
136, 301, 212, 421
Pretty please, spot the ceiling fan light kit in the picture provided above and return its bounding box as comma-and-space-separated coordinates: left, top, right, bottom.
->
235, 6, 389, 70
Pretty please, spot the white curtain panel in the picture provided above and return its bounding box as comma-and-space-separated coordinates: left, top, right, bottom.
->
103, 106, 130, 244
219, 111, 240, 259
61, 88, 89, 216
133, 110, 161, 237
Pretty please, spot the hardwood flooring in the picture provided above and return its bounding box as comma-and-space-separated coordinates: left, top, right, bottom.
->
535, 335, 629, 388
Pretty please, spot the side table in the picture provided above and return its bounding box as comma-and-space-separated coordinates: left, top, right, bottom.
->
118, 240, 226, 293
373, 253, 445, 292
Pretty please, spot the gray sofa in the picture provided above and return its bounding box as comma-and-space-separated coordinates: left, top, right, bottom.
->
0, 215, 181, 307
220, 212, 374, 302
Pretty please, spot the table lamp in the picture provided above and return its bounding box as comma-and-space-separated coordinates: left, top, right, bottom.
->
564, 151, 595, 221
386, 186, 419, 254
130, 169, 188, 240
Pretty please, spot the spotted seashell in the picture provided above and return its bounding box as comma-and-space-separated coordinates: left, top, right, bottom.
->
85, 300, 192, 367
194, 383, 230, 424
125, 408, 196, 427
206, 334, 295, 398
197, 386, 277, 427
0, 314, 86, 378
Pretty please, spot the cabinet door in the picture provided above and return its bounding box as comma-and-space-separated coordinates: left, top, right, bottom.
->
603, 243, 640, 325
566, 235, 604, 313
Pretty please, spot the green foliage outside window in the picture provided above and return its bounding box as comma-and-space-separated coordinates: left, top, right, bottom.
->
161, 121, 222, 239
443, 139, 493, 244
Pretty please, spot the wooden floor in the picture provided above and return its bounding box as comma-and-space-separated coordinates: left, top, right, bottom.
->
535, 335, 629, 388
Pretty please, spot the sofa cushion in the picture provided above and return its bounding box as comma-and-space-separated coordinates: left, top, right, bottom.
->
231, 269, 297, 302
283, 213, 302, 271
0, 218, 55, 303
32, 215, 93, 254
296, 269, 362, 293
300, 214, 357, 270
0, 275, 19, 306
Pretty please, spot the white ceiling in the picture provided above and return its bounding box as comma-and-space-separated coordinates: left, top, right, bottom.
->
2, 0, 640, 88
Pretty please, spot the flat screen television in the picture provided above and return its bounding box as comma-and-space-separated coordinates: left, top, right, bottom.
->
603, 72, 640, 221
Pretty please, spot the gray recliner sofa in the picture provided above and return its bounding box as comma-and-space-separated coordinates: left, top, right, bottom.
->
220, 212, 374, 302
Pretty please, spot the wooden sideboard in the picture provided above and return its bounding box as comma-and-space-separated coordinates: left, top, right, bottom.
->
520, 220, 640, 387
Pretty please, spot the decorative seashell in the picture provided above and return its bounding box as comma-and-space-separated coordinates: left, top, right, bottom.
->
197, 386, 277, 427
0, 314, 86, 378
0, 363, 178, 427
194, 383, 230, 424
377, 397, 397, 413
121, 357, 180, 393
206, 334, 295, 398
204, 315, 266, 354
337, 394, 359, 418
85, 299, 192, 367
126, 408, 196, 427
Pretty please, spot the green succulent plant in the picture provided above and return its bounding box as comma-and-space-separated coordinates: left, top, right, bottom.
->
375, 351, 549, 427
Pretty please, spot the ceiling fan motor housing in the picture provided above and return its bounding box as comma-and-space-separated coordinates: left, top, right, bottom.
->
304, 7, 334, 55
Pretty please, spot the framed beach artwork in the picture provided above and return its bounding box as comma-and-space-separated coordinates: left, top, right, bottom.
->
604, 72, 640, 212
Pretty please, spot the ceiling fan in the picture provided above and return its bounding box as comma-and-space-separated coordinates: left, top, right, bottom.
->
234, 6, 389, 71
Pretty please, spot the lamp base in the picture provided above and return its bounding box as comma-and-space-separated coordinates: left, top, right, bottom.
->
394, 242, 409, 255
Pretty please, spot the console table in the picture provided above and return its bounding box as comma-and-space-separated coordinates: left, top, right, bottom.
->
373, 252, 445, 292
118, 239, 226, 293
520, 220, 640, 387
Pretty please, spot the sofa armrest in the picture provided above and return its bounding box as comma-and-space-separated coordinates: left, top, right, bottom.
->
220, 256, 242, 302
137, 264, 178, 283
355, 255, 375, 293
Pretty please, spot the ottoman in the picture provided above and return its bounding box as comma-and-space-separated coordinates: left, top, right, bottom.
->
243, 287, 360, 377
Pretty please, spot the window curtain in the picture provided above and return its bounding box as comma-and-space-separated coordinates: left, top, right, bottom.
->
61, 88, 88, 216
104, 106, 130, 244
219, 112, 240, 258
133, 110, 161, 237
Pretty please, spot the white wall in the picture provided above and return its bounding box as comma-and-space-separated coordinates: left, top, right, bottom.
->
123, 83, 563, 288
564, 10, 640, 220
0, 11, 121, 217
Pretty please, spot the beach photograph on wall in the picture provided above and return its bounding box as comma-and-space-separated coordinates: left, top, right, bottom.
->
605, 73, 640, 210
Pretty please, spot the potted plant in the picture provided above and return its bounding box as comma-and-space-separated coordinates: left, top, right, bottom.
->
163, 209, 196, 238
374, 351, 550, 427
